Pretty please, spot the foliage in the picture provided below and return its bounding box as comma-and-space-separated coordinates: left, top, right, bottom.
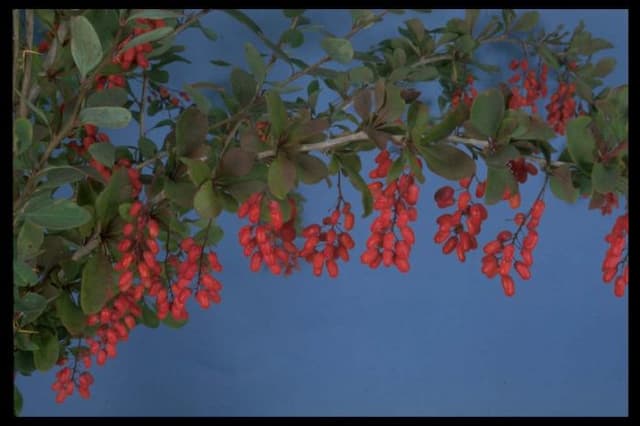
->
12, 9, 627, 414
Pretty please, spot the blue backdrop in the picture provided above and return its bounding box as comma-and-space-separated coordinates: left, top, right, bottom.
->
17, 9, 628, 416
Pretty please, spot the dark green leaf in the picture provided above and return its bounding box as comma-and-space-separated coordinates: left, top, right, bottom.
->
180, 157, 211, 186
268, 153, 297, 199
339, 157, 372, 217
591, 162, 618, 193
14, 118, 33, 155
176, 108, 208, 157
95, 168, 132, 227
56, 293, 86, 336
231, 68, 257, 106
485, 166, 517, 205
148, 68, 169, 83
593, 57, 616, 78
296, 153, 329, 184
14, 259, 38, 287
221, 147, 256, 177
265, 91, 287, 139
549, 165, 579, 203
15, 386, 23, 416
244, 42, 266, 84
198, 24, 218, 41
511, 11, 539, 32
79, 107, 132, 129
17, 220, 43, 260
162, 311, 189, 328
33, 332, 59, 372
223, 10, 264, 35
87, 87, 129, 108
70, 16, 103, 78
418, 144, 476, 181
88, 143, 115, 168
24, 200, 91, 230
81, 251, 114, 314
139, 137, 157, 160
484, 144, 520, 168
281, 29, 304, 48
537, 44, 560, 70
471, 88, 504, 137
321, 37, 354, 64
164, 179, 197, 209
566, 116, 596, 172
141, 303, 160, 328
15, 292, 48, 324
194, 181, 222, 219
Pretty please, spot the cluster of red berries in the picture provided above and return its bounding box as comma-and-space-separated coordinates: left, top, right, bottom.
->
238, 193, 299, 276
433, 177, 488, 262
481, 199, 545, 297
599, 192, 620, 216
451, 74, 478, 109
256, 121, 270, 142
299, 201, 356, 277
433, 177, 488, 261
507, 59, 549, 114
52, 361, 95, 403
507, 157, 539, 184
602, 213, 628, 297
148, 86, 190, 108
545, 81, 577, 135
360, 150, 420, 273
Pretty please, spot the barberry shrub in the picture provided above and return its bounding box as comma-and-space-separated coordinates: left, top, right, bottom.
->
12, 9, 627, 415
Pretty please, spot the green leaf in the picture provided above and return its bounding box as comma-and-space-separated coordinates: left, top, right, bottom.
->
24, 199, 91, 230
591, 163, 618, 193
244, 42, 266, 84
14, 259, 38, 287
231, 68, 257, 107
14, 118, 33, 155
593, 57, 616, 78
484, 144, 520, 168
471, 88, 504, 137
265, 91, 287, 139
537, 44, 560, 70
194, 181, 222, 219
139, 136, 157, 160
511, 11, 539, 32
566, 116, 596, 172
141, 303, 160, 328
418, 144, 476, 181
70, 16, 103, 79
79, 107, 132, 129
221, 147, 256, 177
148, 68, 169, 83
223, 9, 264, 35
56, 293, 86, 336
15, 386, 23, 416
127, 9, 182, 22
549, 165, 579, 203
162, 311, 189, 328
176, 108, 208, 157
180, 157, 211, 186
81, 251, 114, 314
95, 168, 132, 227
119, 27, 174, 53
321, 37, 354, 64
281, 29, 304, 48
88, 143, 115, 168
339, 157, 373, 217
284, 9, 305, 18
387, 154, 406, 184
268, 153, 297, 199
87, 87, 129, 108
296, 153, 329, 184
38, 165, 105, 189
164, 179, 197, 209
182, 84, 212, 115
17, 220, 44, 260
485, 166, 517, 205
33, 332, 59, 372
349, 66, 374, 84
408, 102, 429, 143
15, 292, 48, 324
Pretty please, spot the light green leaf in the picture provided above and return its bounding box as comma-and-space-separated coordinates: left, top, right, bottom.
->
566, 116, 596, 172
511, 11, 539, 32
194, 181, 222, 219
245, 42, 266, 84
24, 199, 91, 230
88, 143, 115, 168
87, 87, 129, 108
95, 168, 132, 227
485, 166, 517, 205
265, 91, 287, 139
231, 68, 257, 106
70, 16, 103, 78
79, 107, 132, 129
180, 157, 211, 186
321, 37, 354, 64
17, 220, 44, 260
471, 88, 504, 137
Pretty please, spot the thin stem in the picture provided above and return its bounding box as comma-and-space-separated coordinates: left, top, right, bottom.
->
12, 10, 20, 110
510, 174, 549, 246
256, 131, 369, 160
18, 9, 34, 118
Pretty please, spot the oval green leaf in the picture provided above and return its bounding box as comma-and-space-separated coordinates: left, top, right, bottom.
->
418, 144, 476, 181
321, 37, 354, 64
81, 251, 114, 314
70, 16, 103, 79
79, 107, 132, 129
268, 153, 297, 199
24, 199, 91, 230
470, 88, 504, 137
88, 142, 116, 168
33, 332, 59, 372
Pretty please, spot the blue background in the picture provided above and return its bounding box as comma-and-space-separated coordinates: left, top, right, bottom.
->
17, 9, 628, 416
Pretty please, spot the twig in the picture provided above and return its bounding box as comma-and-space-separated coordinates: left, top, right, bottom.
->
12, 10, 20, 110
18, 9, 34, 118
256, 131, 369, 160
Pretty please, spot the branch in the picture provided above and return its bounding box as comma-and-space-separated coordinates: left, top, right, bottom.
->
174, 9, 212, 35
18, 9, 34, 118
256, 131, 369, 160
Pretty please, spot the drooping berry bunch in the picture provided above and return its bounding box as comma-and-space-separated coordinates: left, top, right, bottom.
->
507, 157, 539, 184
51, 359, 95, 403
507, 59, 549, 114
481, 199, 546, 297
433, 177, 488, 262
545, 81, 577, 135
299, 201, 356, 277
451, 74, 478, 109
360, 150, 420, 273
601, 213, 628, 297
238, 193, 299, 276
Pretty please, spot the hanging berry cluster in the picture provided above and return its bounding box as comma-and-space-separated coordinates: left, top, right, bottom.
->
360, 150, 420, 273
545, 81, 577, 135
238, 193, 299, 276
602, 213, 628, 297
51, 360, 95, 403
299, 201, 356, 277
433, 177, 489, 262
507, 59, 549, 114
451, 74, 478, 109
